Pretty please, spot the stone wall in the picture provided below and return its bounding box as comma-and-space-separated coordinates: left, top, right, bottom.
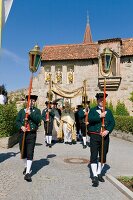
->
8, 88, 28, 102
31, 57, 133, 115
8, 56, 133, 115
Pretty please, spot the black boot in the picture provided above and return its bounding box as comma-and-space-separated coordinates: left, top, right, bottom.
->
92, 176, 99, 187
64, 142, 68, 144
68, 142, 72, 145
72, 140, 77, 144
46, 143, 49, 147
98, 174, 105, 182
24, 173, 32, 182
83, 145, 87, 149
23, 167, 27, 175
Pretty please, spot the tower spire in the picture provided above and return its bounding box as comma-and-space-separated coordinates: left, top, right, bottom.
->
87, 11, 89, 24
83, 12, 93, 43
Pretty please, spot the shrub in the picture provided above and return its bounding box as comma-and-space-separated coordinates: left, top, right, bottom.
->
0, 103, 18, 137
115, 101, 129, 116
90, 98, 97, 108
129, 92, 133, 102
106, 100, 115, 115
0, 84, 7, 95
114, 115, 133, 134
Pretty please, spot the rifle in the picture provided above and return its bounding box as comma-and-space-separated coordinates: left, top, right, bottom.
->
21, 73, 33, 159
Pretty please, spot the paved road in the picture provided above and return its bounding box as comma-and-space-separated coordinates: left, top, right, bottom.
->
0, 128, 132, 200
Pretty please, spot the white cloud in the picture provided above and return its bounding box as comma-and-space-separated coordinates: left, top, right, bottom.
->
0, 48, 27, 65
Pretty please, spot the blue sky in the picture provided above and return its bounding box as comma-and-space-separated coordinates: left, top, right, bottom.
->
0, 0, 133, 92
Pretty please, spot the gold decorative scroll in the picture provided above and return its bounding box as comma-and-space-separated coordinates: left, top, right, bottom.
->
51, 82, 83, 98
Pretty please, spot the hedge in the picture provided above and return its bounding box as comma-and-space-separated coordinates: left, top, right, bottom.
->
0, 103, 18, 137
114, 115, 133, 134
0, 103, 132, 138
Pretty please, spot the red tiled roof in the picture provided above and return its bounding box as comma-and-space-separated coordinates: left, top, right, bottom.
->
41, 38, 133, 61
42, 43, 98, 61
121, 38, 133, 56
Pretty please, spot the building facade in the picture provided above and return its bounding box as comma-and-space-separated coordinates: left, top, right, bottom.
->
31, 20, 133, 115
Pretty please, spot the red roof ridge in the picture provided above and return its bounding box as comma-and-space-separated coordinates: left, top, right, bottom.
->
44, 42, 98, 48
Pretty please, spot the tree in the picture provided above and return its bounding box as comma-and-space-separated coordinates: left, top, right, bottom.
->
106, 100, 115, 115
90, 98, 97, 108
0, 84, 7, 95
115, 100, 129, 116
129, 92, 133, 102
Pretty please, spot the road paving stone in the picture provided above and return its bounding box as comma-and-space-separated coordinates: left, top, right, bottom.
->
0, 128, 132, 200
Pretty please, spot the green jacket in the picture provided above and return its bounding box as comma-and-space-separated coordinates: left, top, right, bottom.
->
16, 107, 42, 131
88, 106, 115, 134
78, 108, 85, 123
42, 108, 55, 123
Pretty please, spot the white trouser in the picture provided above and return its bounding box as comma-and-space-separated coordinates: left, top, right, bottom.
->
63, 123, 72, 143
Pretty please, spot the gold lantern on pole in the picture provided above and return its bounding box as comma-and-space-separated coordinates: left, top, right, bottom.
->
29, 44, 42, 73
100, 48, 113, 77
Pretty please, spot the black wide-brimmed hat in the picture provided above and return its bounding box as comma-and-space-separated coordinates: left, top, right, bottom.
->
82, 100, 90, 104
52, 102, 58, 105
95, 93, 108, 100
45, 101, 52, 105
26, 95, 38, 101
76, 105, 83, 109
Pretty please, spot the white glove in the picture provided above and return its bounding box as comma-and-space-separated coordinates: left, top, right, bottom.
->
101, 130, 109, 137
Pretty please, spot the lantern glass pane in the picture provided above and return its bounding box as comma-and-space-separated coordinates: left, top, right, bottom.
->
105, 55, 111, 70
31, 54, 34, 67
35, 54, 41, 68
101, 55, 105, 72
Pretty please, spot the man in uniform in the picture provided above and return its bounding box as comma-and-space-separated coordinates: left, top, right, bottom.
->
75, 105, 81, 141
16, 95, 42, 182
42, 101, 55, 147
88, 93, 115, 187
78, 101, 90, 148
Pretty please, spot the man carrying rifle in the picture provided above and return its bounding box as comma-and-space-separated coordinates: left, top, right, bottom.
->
88, 93, 115, 187
16, 95, 41, 182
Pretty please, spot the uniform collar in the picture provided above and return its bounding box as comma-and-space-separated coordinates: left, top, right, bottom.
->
97, 106, 103, 110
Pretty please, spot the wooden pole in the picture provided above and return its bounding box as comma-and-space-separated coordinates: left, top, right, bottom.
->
84, 80, 87, 105
83, 80, 88, 134
21, 73, 33, 159
101, 78, 106, 166
47, 74, 52, 134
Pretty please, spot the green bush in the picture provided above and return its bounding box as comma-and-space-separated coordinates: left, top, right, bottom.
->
0, 103, 18, 137
106, 101, 115, 115
115, 101, 129, 116
129, 91, 133, 102
114, 115, 133, 134
90, 99, 97, 108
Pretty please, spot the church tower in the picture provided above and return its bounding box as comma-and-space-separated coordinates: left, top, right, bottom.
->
83, 14, 93, 43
